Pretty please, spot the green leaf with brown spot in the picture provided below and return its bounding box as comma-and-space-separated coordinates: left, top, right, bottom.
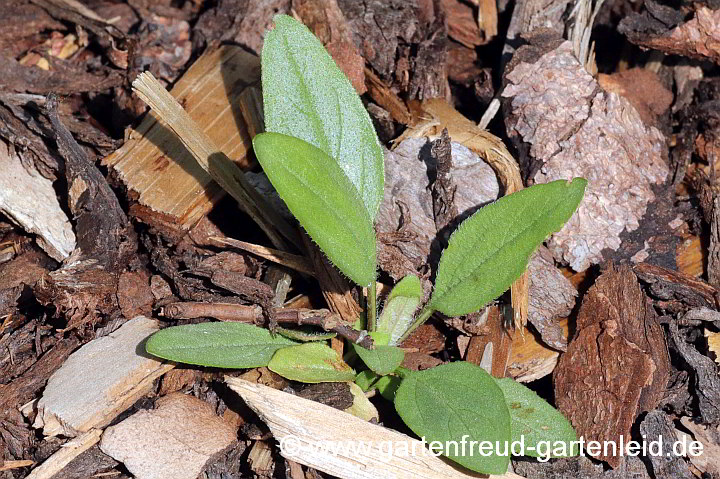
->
268, 342, 356, 383
494, 377, 577, 458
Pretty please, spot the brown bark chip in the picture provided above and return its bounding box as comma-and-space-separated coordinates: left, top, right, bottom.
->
639, 410, 694, 479
554, 263, 670, 468
620, 6, 720, 65
669, 319, 720, 425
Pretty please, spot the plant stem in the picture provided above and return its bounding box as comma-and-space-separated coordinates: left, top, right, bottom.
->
397, 306, 435, 344
367, 281, 378, 332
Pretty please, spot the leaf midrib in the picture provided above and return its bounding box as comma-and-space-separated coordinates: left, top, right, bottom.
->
433, 184, 574, 304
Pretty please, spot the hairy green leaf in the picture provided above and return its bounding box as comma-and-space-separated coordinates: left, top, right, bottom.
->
377, 275, 423, 345
268, 342, 356, 383
261, 14, 384, 217
429, 178, 587, 317
494, 377, 577, 458
145, 322, 297, 368
394, 362, 511, 474
253, 132, 376, 286
353, 332, 405, 376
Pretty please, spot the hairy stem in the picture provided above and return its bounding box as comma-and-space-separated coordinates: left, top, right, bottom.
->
397, 307, 435, 344
367, 281, 378, 332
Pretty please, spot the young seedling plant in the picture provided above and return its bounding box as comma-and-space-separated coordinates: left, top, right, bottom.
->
146, 15, 587, 475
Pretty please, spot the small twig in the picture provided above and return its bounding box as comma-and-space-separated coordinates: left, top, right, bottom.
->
162, 302, 373, 349
162, 302, 262, 322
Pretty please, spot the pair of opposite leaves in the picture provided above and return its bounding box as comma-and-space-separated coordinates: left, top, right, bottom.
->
253, 15, 587, 321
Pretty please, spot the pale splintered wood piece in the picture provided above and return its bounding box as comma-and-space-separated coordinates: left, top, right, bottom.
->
209, 235, 314, 275
226, 377, 526, 479
104, 46, 261, 229
506, 318, 568, 382
132, 71, 299, 251
0, 139, 75, 260
25, 429, 102, 479
33, 316, 174, 437
247, 440, 274, 476
0, 460, 34, 472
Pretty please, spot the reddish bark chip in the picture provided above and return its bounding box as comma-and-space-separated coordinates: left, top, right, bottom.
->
117, 271, 154, 319
553, 263, 670, 468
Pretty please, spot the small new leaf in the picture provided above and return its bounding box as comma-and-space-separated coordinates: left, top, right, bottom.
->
394, 362, 511, 474
494, 377, 578, 458
356, 371, 402, 401
353, 332, 405, 376
261, 14, 384, 218
377, 275, 423, 345
145, 322, 297, 368
268, 342, 356, 383
429, 178, 587, 317
253, 132, 376, 286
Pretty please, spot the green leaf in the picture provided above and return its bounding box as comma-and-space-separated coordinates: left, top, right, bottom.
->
253, 132, 376, 286
145, 322, 298, 368
353, 332, 405, 376
394, 361, 511, 475
377, 275, 423, 345
268, 342, 356, 383
375, 375, 402, 401
494, 377, 577, 458
354, 370, 378, 391
345, 382, 379, 422
355, 370, 401, 401
261, 14, 384, 218
429, 178, 587, 317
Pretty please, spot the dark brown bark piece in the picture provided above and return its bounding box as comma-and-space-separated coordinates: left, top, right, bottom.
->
442, 0, 485, 48
297, 382, 353, 410
620, 5, 720, 64
51, 444, 119, 479
32, 97, 135, 330
639, 410, 694, 479
554, 263, 670, 468
46, 96, 130, 269
0, 54, 123, 95
634, 262, 720, 310
339, 0, 449, 100
117, 271, 154, 319
710, 196, 720, 288
430, 128, 457, 233
401, 351, 444, 371
513, 455, 650, 479
0, 1, 64, 57
0, 335, 80, 417
293, 0, 366, 94
669, 319, 720, 424
399, 323, 446, 354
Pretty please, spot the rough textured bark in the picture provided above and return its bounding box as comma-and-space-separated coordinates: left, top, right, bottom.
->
554, 263, 670, 468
